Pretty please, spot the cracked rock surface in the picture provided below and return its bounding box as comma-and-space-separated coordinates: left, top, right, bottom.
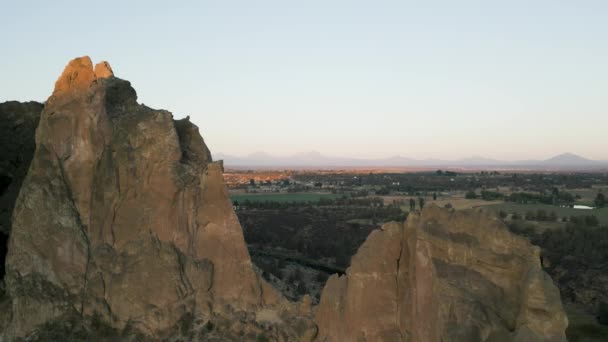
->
315, 205, 568, 342
2, 57, 312, 341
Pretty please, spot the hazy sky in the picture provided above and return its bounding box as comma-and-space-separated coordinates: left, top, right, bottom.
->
1, 1, 607, 160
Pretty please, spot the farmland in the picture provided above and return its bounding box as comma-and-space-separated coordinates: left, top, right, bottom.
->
484, 202, 608, 225
230, 192, 341, 203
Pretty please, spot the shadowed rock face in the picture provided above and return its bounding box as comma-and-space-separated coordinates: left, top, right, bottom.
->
2, 57, 311, 340
0, 101, 42, 286
315, 205, 568, 342
0, 101, 42, 236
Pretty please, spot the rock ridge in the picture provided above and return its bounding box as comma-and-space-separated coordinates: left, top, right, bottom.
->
314, 205, 568, 342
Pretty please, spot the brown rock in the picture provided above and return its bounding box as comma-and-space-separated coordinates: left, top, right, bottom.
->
51, 56, 97, 96
3, 57, 300, 340
94, 61, 114, 78
315, 205, 568, 342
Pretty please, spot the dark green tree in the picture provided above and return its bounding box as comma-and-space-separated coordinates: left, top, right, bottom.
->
552, 187, 560, 205
595, 192, 606, 208
548, 211, 558, 222
525, 211, 535, 221
599, 302, 608, 325
585, 215, 599, 227
536, 209, 548, 221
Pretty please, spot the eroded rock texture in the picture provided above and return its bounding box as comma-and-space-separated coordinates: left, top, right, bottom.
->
0, 101, 42, 297
2, 57, 313, 341
315, 205, 568, 342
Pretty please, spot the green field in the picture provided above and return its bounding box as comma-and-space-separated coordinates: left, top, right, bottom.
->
570, 186, 608, 206
484, 203, 608, 225
230, 192, 341, 203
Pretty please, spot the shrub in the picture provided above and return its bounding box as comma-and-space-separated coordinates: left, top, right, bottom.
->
204, 321, 215, 332
599, 302, 608, 325
257, 334, 271, 342
525, 211, 535, 221
481, 190, 502, 201
585, 215, 599, 227
178, 312, 194, 335
315, 272, 329, 283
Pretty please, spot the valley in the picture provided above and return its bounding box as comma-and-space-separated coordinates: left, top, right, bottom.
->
230, 169, 608, 341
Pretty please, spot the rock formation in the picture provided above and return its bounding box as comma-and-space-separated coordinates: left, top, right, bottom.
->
1, 57, 314, 341
0, 56, 568, 341
0, 101, 42, 236
315, 205, 568, 342
0, 101, 42, 301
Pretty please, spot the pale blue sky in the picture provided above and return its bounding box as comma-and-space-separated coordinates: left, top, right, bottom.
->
1, 1, 607, 160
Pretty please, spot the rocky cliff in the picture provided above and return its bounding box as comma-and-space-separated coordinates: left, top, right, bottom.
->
0, 101, 42, 236
315, 205, 568, 342
0, 57, 568, 341
1, 57, 313, 341
0, 100, 42, 321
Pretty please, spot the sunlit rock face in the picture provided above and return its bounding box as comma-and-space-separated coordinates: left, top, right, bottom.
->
315, 205, 568, 342
2, 57, 307, 340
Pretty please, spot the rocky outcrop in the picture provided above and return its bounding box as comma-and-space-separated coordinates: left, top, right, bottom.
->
2, 57, 314, 341
1, 56, 568, 341
0, 101, 42, 301
0, 101, 42, 236
315, 205, 568, 342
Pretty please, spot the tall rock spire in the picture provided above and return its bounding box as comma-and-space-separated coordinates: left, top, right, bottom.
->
2, 57, 308, 341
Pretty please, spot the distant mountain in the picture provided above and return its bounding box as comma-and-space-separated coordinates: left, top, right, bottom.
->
540, 153, 599, 166
213, 151, 608, 170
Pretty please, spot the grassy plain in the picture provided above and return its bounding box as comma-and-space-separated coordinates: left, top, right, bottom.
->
484, 203, 608, 225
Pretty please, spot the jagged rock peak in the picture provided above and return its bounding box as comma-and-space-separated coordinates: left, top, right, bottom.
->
52, 56, 115, 96
2, 57, 314, 341
94, 60, 114, 78
52, 56, 96, 94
